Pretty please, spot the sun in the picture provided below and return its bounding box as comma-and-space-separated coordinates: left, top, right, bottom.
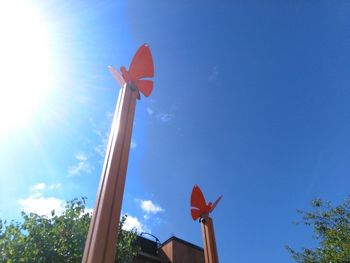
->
0, 1, 52, 136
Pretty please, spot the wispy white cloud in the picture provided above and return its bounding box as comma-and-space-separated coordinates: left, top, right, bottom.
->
146, 107, 154, 116
18, 193, 65, 217
85, 208, 94, 215
68, 162, 92, 176
48, 183, 61, 190
74, 208, 143, 231
92, 110, 138, 155
94, 129, 109, 158
31, 183, 46, 191
146, 103, 175, 123
89, 114, 112, 159
208, 66, 219, 82
75, 153, 88, 161
105, 111, 114, 120
19, 183, 88, 217
131, 140, 137, 149
156, 113, 174, 123
68, 153, 92, 176
122, 214, 146, 233
139, 200, 164, 214
122, 199, 165, 233
30, 182, 61, 192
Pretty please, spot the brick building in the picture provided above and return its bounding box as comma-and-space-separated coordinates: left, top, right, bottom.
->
133, 235, 204, 263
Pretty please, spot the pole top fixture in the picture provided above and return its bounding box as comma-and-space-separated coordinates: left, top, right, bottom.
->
190, 185, 223, 222
109, 44, 154, 99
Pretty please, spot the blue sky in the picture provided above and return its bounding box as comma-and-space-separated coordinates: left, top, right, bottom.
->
0, 1, 350, 262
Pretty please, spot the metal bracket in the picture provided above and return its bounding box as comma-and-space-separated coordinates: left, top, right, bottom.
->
127, 82, 141, 100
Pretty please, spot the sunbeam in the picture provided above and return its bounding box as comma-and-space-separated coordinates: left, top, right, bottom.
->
0, 1, 53, 136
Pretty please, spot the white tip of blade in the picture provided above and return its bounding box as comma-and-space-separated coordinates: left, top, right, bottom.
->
108, 65, 126, 88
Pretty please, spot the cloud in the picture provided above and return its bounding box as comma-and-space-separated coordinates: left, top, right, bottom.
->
84, 208, 94, 215
131, 140, 137, 149
208, 66, 219, 82
122, 214, 146, 233
73, 208, 144, 232
68, 153, 92, 176
89, 113, 113, 159
147, 107, 154, 116
121, 199, 165, 233
18, 194, 65, 217
31, 183, 46, 191
20, 183, 64, 216
68, 162, 92, 176
95, 130, 136, 154
105, 111, 114, 120
48, 183, 61, 190
94, 129, 109, 158
140, 200, 164, 214
30, 182, 61, 192
146, 104, 175, 123
75, 153, 87, 161
156, 113, 174, 123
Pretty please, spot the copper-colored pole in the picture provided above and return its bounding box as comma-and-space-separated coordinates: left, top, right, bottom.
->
201, 216, 219, 263
82, 83, 138, 263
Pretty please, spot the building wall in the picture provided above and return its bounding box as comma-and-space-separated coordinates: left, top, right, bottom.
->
172, 239, 204, 263
133, 254, 160, 263
133, 236, 204, 263
159, 241, 172, 263
160, 238, 204, 263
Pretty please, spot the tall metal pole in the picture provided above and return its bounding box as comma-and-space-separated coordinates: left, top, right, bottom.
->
82, 83, 138, 263
190, 185, 221, 263
201, 216, 219, 263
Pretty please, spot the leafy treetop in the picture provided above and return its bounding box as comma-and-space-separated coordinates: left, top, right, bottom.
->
287, 198, 350, 263
0, 197, 139, 263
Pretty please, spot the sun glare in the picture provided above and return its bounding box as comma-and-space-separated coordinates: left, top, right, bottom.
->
0, 2, 52, 136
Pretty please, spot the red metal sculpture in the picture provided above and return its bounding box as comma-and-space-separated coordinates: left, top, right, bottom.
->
191, 185, 222, 221
82, 44, 154, 263
190, 185, 222, 263
109, 44, 154, 97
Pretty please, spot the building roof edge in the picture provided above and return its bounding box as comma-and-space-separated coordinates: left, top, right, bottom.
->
160, 236, 204, 252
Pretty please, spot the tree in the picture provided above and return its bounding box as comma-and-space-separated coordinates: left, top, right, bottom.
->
0, 197, 139, 263
287, 198, 350, 263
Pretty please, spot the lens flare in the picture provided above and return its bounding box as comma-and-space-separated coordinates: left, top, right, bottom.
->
0, 1, 52, 136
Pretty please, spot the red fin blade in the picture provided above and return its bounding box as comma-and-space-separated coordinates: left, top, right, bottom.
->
128, 44, 154, 80
190, 185, 207, 212
191, 208, 201, 221
135, 80, 153, 97
209, 195, 223, 213
108, 66, 126, 88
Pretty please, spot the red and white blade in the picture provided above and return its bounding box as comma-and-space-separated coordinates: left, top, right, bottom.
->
191, 208, 201, 221
108, 66, 126, 88
191, 185, 207, 212
128, 44, 154, 80
135, 80, 153, 97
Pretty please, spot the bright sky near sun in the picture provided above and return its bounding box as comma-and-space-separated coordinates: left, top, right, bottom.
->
0, 1, 52, 135
0, 1, 350, 262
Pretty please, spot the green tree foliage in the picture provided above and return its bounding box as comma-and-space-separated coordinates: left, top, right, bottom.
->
0, 197, 139, 263
287, 198, 350, 263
